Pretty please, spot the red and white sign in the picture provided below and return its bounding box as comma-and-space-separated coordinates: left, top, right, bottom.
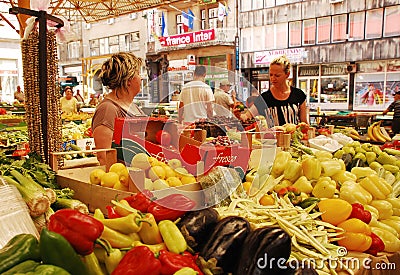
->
159, 29, 215, 47
254, 48, 306, 65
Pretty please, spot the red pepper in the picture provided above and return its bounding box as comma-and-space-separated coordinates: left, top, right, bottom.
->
366, 232, 385, 256
158, 250, 203, 275
349, 203, 372, 224
111, 246, 161, 275
148, 194, 196, 222
124, 189, 154, 213
48, 209, 104, 255
106, 205, 122, 218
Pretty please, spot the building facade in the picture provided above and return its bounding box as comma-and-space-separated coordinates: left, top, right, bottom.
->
239, 0, 400, 111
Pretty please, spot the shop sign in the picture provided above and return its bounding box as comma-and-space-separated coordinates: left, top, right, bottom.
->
298, 66, 320, 76
159, 29, 215, 47
254, 48, 306, 65
0, 70, 18, 75
321, 64, 347, 76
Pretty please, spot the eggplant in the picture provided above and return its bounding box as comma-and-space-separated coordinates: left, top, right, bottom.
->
234, 227, 291, 275
176, 208, 219, 251
200, 216, 250, 273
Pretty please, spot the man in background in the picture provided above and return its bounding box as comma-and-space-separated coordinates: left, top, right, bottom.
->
14, 86, 25, 104
214, 79, 235, 116
178, 65, 214, 123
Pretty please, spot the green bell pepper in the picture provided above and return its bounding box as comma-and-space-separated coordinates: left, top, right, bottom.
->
39, 228, 88, 275
1, 260, 39, 275
25, 264, 71, 275
0, 234, 41, 273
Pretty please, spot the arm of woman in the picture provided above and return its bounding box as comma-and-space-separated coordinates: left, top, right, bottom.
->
93, 125, 114, 166
299, 101, 309, 124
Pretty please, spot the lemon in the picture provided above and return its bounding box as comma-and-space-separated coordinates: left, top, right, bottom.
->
101, 172, 120, 188
148, 165, 166, 181
153, 179, 169, 190
163, 166, 176, 178
131, 153, 151, 170
109, 163, 129, 187
114, 181, 129, 191
166, 176, 182, 187
89, 168, 106, 185
168, 158, 182, 170
181, 175, 197, 185
174, 167, 189, 179
144, 178, 154, 191
148, 156, 160, 167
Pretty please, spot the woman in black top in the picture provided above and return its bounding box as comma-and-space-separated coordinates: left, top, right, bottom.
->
241, 55, 309, 126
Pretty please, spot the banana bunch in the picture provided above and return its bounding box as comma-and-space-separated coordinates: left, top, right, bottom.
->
340, 127, 361, 140
368, 121, 391, 143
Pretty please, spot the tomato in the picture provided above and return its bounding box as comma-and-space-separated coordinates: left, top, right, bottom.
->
156, 130, 172, 146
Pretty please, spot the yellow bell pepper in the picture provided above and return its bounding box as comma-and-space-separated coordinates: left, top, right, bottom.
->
380, 216, 400, 235
363, 204, 379, 220
271, 151, 292, 176
158, 220, 187, 254
369, 200, 393, 220
370, 219, 399, 237
320, 159, 344, 177
371, 227, 400, 253
338, 218, 371, 234
273, 179, 292, 193
351, 167, 377, 180
337, 218, 372, 253
318, 198, 352, 226
339, 181, 373, 205
301, 157, 321, 180
331, 171, 357, 184
292, 176, 313, 194
314, 150, 333, 160
283, 159, 303, 182
312, 177, 336, 199
386, 197, 400, 216
359, 175, 392, 200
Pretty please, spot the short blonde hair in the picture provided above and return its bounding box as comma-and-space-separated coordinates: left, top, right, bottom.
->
100, 52, 143, 90
270, 55, 291, 74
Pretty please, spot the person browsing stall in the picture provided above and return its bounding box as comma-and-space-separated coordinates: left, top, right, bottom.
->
214, 79, 235, 114
91, 52, 146, 165
240, 55, 309, 126
383, 91, 400, 135
178, 65, 214, 123
14, 85, 25, 104
60, 86, 78, 114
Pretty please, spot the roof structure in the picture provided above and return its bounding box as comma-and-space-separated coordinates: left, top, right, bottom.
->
2, 0, 190, 24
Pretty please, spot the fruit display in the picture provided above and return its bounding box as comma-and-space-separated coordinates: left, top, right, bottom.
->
367, 121, 392, 143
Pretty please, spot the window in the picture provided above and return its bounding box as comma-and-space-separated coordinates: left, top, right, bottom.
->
265, 25, 274, 49
366, 8, 383, 39
241, 28, 252, 52
99, 38, 109, 55
67, 41, 80, 59
317, 17, 331, 44
384, 5, 400, 37
253, 26, 264, 51
276, 0, 288, 5
276, 23, 288, 49
332, 14, 347, 42
241, 0, 251, 11
303, 19, 316, 45
349, 12, 364, 40
253, 0, 264, 10
289, 21, 302, 47
264, 0, 275, 8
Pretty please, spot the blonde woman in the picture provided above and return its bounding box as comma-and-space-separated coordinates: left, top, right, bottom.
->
241, 55, 308, 126
92, 52, 145, 165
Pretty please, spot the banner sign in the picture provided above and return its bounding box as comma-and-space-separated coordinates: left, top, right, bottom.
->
159, 29, 215, 47
254, 48, 306, 65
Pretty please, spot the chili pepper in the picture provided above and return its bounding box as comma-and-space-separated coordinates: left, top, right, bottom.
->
148, 194, 196, 222
39, 228, 88, 275
159, 220, 188, 254
94, 208, 105, 219
111, 246, 161, 275
113, 199, 139, 217
271, 151, 292, 176
124, 189, 154, 212
106, 205, 121, 218
301, 157, 321, 180
349, 203, 372, 224
97, 213, 143, 234
173, 267, 198, 275
84, 252, 106, 275
138, 213, 163, 244
359, 175, 392, 200
0, 234, 41, 273
365, 232, 385, 256
133, 241, 167, 253
283, 159, 302, 182
292, 176, 313, 194
312, 177, 336, 199
159, 250, 203, 275
370, 200, 393, 220
318, 198, 352, 226
48, 209, 104, 256
105, 248, 124, 275
101, 225, 137, 248
371, 227, 400, 253
282, 186, 302, 205
376, 152, 397, 165
339, 181, 373, 205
